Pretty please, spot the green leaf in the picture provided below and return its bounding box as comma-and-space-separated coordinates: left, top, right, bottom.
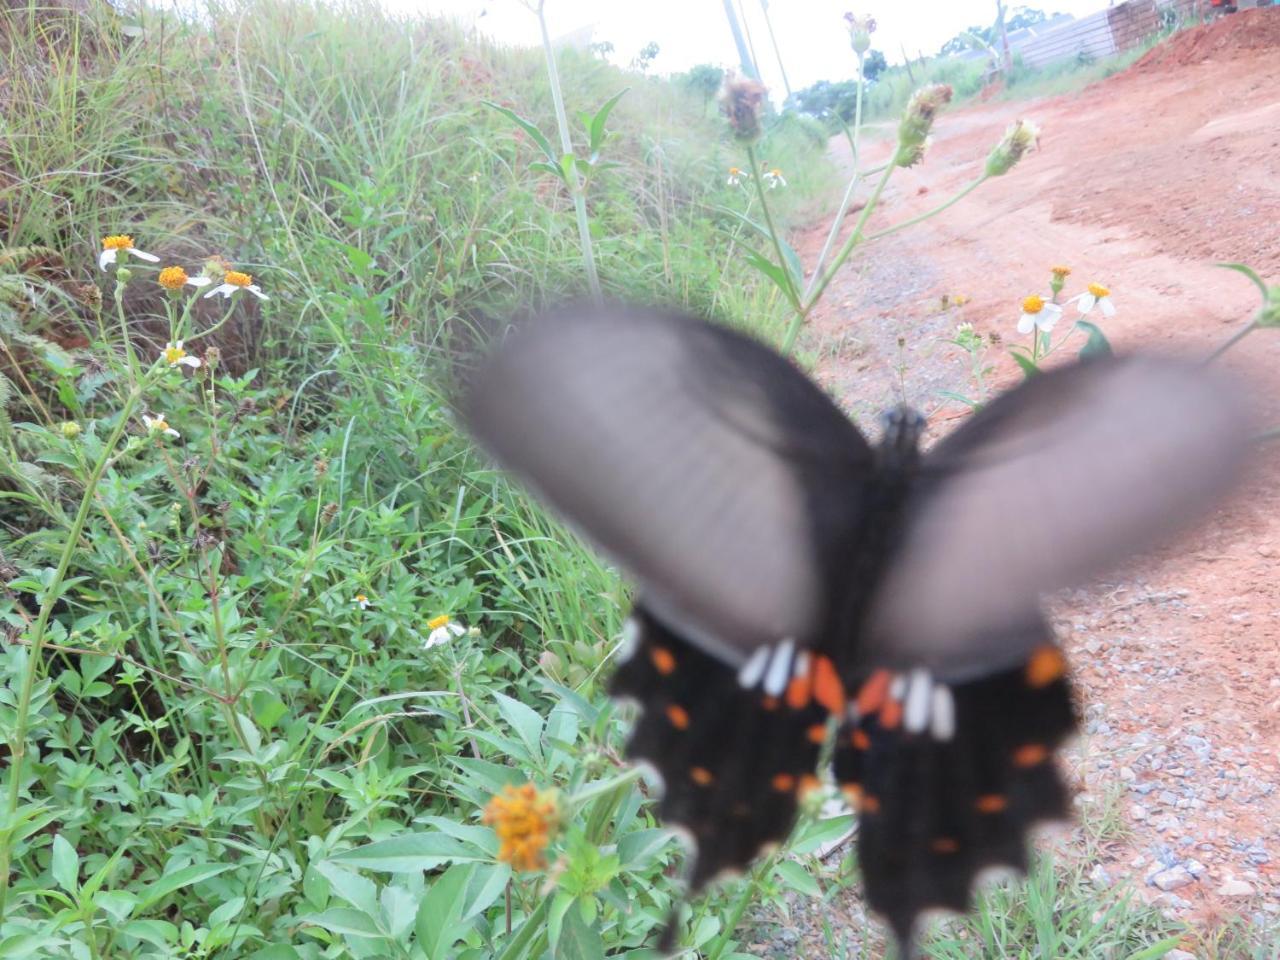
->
616, 828, 672, 869
772, 859, 822, 897
246, 946, 302, 960
719, 206, 804, 285
136, 862, 236, 910
331, 833, 491, 872
482, 101, 557, 165
1216, 261, 1268, 297
299, 907, 385, 939
493, 691, 545, 762
1075, 320, 1113, 359
556, 901, 605, 960
1123, 937, 1186, 960
587, 88, 628, 154
1010, 350, 1039, 379
494, 895, 551, 960
528, 160, 567, 184
416, 864, 472, 959
743, 250, 800, 309
49, 834, 78, 893
789, 815, 854, 855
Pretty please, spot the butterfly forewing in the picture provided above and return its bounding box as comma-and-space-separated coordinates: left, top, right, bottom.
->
461, 306, 874, 663
867, 356, 1253, 676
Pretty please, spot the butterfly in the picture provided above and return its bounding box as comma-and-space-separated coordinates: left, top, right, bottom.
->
458, 304, 1251, 953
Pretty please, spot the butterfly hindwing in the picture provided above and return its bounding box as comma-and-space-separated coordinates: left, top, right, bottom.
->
611, 605, 831, 889
460, 305, 875, 663
834, 618, 1077, 947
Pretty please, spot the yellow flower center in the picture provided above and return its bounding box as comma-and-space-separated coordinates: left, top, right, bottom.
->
102, 235, 134, 250
225, 270, 253, 287
158, 266, 189, 290
163, 344, 187, 365
728, 167, 741, 175
1051, 265, 1071, 278
770, 168, 782, 177
354, 594, 368, 603
1022, 294, 1046, 314
1087, 282, 1110, 298
427, 614, 451, 630
149, 417, 170, 432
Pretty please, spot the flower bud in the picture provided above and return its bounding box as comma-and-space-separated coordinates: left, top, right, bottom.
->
895, 85, 952, 167
114, 267, 133, 284
720, 75, 768, 143
844, 13, 876, 55
60, 421, 82, 439
985, 119, 1040, 177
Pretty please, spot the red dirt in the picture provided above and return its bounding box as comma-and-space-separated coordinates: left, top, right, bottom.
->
797, 13, 1280, 937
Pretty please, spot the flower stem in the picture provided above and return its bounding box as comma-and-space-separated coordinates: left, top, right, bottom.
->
805, 61, 865, 303
533, 1, 602, 305
0, 385, 144, 918
1205, 317, 1258, 364
864, 174, 989, 244
746, 142, 801, 312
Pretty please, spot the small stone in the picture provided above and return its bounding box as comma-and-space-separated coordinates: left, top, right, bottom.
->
1089, 864, 1111, 889
1131, 804, 1149, 821
1217, 879, 1255, 897
1165, 951, 1197, 960
1120, 766, 1137, 782
1186, 859, 1207, 877
1149, 865, 1195, 891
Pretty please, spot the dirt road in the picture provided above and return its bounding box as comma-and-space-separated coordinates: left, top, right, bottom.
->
798, 10, 1280, 936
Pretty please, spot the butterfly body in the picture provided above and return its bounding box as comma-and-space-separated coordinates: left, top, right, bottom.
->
459, 305, 1251, 951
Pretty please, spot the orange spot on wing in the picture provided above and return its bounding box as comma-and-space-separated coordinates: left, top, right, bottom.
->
786, 672, 812, 709
975, 793, 1008, 813
930, 837, 960, 854
1026, 645, 1066, 688
690, 766, 714, 786
879, 698, 903, 730
761, 695, 780, 711
798, 774, 821, 797
860, 794, 881, 814
841, 783, 863, 806
855, 669, 892, 714
771, 773, 796, 792
811, 656, 846, 713
665, 704, 690, 730
851, 729, 871, 751
649, 646, 677, 675
1013, 743, 1049, 767
807, 723, 828, 744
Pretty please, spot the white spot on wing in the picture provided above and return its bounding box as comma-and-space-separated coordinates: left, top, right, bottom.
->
931, 685, 956, 741
737, 645, 770, 689
763, 638, 795, 697
889, 674, 907, 701
903, 669, 932, 734
616, 616, 640, 663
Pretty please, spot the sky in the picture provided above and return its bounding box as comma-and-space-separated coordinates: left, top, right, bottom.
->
409, 0, 1120, 96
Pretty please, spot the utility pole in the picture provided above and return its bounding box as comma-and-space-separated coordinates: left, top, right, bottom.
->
758, 0, 792, 100
995, 0, 1013, 73
721, 0, 759, 79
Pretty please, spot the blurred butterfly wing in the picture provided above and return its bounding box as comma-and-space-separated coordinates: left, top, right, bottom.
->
460, 306, 874, 662
868, 356, 1253, 675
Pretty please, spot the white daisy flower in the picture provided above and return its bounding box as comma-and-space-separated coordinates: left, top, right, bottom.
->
99, 235, 160, 271
762, 167, 787, 189
726, 166, 744, 186
424, 614, 466, 650
352, 594, 371, 610
1017, 294, 1063, 334
162, 340, 202, 369
142, 413, 180, 438
1074, 282, 1116, 317
204, 269, 269, 301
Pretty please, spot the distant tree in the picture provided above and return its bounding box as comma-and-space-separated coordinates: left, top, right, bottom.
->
588, 40, 615, 58
938, 6, 1055, 56
630, 41, 660, 73
862, 49, 888, 81
786, 79, 862, 125
680, 64, 725, 111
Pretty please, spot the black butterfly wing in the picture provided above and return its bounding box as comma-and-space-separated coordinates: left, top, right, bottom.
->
867, 355, 1253, 677
611, 605, 831, 890
833, 618, 1077, 948
460, 305, 874, 664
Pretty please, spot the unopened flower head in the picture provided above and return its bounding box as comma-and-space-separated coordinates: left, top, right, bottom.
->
1049, 264, 1071, 295
158, 266, 213, 295
720, 75, 769, 143
204, 269, 269, 301
1074, 282, 1115, 317
483, 783, 561, 872
60, 421, 82, 439
99, 235, 159, 271
844, 12, 876, 54
895, 85, 952, 167
985, 119, 1040, 177
1018, 293, 1063, 334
